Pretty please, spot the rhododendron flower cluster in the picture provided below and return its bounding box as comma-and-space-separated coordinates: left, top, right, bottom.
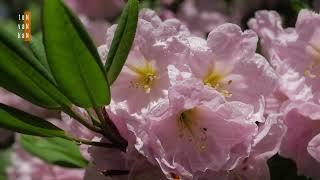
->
86, 9, 285, 180
249, 9, 320, 179
1, 1, 320, 180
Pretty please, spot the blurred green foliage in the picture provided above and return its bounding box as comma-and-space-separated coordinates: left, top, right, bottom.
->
0, 149, 11, 180
0, 0, 42, 33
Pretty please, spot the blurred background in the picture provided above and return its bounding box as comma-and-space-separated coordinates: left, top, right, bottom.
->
0, 0, 319, 180
0, 0, 319, 44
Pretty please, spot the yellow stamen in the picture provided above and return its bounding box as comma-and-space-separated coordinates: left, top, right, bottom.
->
203, 69, 232, 97
177, 108, 207, 151
178, 109, 197, 135
126, 62, 157, 93
305, 44, 320, 79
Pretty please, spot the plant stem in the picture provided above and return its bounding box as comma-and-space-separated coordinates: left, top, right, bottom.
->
64, 107, 104, 135
85, 108, 102, 128
101, 170, 130, 176
71, 137, 121, 149
94, 107, 119, 143
94, 107, 128, 151
94, 107, 107, 130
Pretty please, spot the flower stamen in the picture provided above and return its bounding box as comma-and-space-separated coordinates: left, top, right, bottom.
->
305, 44, 320, 79
127, 62, 157, 93
177, 108, 207, 151
203, 69, 232, 97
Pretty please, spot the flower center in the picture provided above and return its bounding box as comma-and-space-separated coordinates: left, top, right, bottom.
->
177, 108, 207, 151
305, 44, 320, 79
127, 62, 157, 93
203, 69, 232, 97
178, 109, 196, 135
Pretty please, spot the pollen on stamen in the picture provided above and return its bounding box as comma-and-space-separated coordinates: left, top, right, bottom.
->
304, 61, 320, 79
203, 70, 233, 97
304, 69, 317, 79
127, 62, 158, 93
305, 45, 320, 79
137, 73, 157, 93
177, 109, 208, 151
198, 143, 206, 151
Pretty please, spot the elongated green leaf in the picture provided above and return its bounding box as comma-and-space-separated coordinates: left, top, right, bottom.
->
0, 28, 71, 109
0, 149, 11, 180
0, 103, 67, 138
105, 0, 139, 85
21, 135, 88, 168
0, 28, 54, 83
29, 33, 51, 72
43, 0, 110, 108
104, 5, 129, 73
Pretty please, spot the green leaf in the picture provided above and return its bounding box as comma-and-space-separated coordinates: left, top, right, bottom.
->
0, 27, 54, 83
0, 149, 11, 180
290, 0, 309, 14
29, 33, 51, 72
0, 20, 17, 36
21, 135, 88, 168
0, 28, 71, 109
105, 0, 139, 85
43, 0, 110, 108
0, 103, 68, 138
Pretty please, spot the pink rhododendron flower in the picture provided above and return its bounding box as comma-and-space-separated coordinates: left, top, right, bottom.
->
249, 10, 320, 104
249, 10, 320, 179
95, 9, 280, 179
308, 134, 320, 163
64, 0, 111, 46
128, 79, 261, 179
264, 90, 288, 115
183, 24, 277, 110
279, 101, 320, 179
99, 9, 190, 114
79, 16, 110, 46
194, 114, 286, 180
3, 3, 316, 180
87, 137, 165, 180
159, 9, 176, 20
177, 0, 228, 37
65, 0, 124, 19
86, 105, 166, 180
197, 157, 271, 180
175, 0, 281, 37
